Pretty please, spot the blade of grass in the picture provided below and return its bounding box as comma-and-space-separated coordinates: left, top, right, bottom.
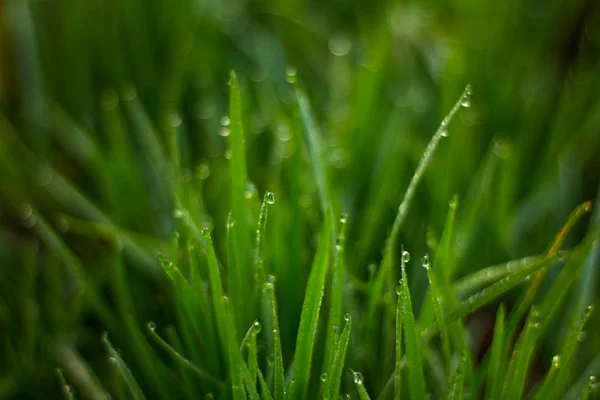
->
145, 323, 223, 387
264, 279, 284, 400
228, 71, 254, 332
223, 296, 247, 400
442, 352, 466, 400
258, 369, 274, 400
532, 305, 594, 400
55, 368, 76, 400
366, 85, 471, 346
101, 333, 147, 400
290, 213, 333, 400
400, 252, 427, 400
484, 305, 506, 400
424, 254, 451, 370
323, 214, 348, 371
395, 272, 403, 400
501, 308, 542, 400
352, 370, 372, 400
508, 201, 592, 332
323, 313, 351, 399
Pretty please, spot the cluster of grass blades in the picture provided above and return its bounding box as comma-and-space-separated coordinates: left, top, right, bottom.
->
2, 1, 600, 398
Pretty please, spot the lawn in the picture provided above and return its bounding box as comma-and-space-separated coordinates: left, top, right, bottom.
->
1, 0, 599, 399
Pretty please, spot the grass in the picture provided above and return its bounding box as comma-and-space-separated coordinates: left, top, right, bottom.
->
1, 0, 600, 399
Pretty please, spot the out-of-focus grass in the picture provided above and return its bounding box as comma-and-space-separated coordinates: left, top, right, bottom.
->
1, 0, 600, 398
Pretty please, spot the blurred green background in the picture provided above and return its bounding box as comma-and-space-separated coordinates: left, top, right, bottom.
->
1, 0, 600, 398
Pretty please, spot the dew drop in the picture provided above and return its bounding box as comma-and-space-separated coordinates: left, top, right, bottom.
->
220, 116, 230, 126
353, 371, 364, 385
578, 331, 587, 342
196, 163, 210, 180
586, 304, 594, 314
402, 250, 411, 263
205, 394, 215, 400
395, 285, 402, 295
224, 148, 232, 159
552, 355, 560, 368
219, 127, 230, 137
460, 96, 471, 108
440, 129, 449, 137
253, 321, 262, 333
441, 117, 450, 127
173, 209, 183, 218
108, 356, 117, 365
266, 191, 276, 205
201, 227, 211, 237
320, 373, 328, 382
328, 34, 352, 57
147, 321, 156, 331
342, 394, 350, 400
421, 254, 430, 269
344, 313, 351, 323
19, 203, 33, 220
285, 66, 297, 83
340, 213, 348, 224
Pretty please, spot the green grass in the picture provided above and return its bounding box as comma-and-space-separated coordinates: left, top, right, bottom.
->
1, 0, 600, 399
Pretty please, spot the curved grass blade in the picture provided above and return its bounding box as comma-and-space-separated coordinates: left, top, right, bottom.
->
263, 280, 284, 400
257, 369, 274, 400
323, 214, 348, 372
145, 323, 223, 387
101, 333, 147, 400
420, 252, 560, 343
509, 201, 592, 332
240, 321, 263, 389
484, 306, 506, 400
290, 214, 333, 400
202, 229, 228, 354
366, 85, 471, 342
323, 313, 351, 399
400, 254, 427, 400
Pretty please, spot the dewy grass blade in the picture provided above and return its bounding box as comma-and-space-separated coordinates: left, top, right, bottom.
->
501, 308, 542, 400
228, 71, 254, 330
223, 296, 247, 400
263, 280, 284, 400
324, 214, 348, 372
351, 370, 372, 400
257, 369, 274, 400
509, 201, 592, 332
485, 306, 506, 400
395, 275, 403, 400
400, 252, 427, 400
323, 313, 351, 399
533, 305, 594, 400
290, 213, 333, 400
101, 333, 147, 400
240, 321, 262, 388
442, 352, 466, 400
145, 323, 223, 387
367, 86, 471, 338
227, 212, 246, 336
201, 228, 227, 355
424, 254, 451, 369
55, 368, 75, 400
420, 252, 560, 343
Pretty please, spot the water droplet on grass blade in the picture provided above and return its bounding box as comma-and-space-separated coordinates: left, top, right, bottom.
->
340, 213, 348, 224
440, 129, 449, 137
352, 371, 364, 385
329, 34, 352, 56
173, 209, 183, 218
421, 254, 430, 269
552, 355, 561, 368
402, 250, 411, 263
320, 373, 328, 382
252, 321, 262, 333
220, 116, 230, 126
266, 191, 275, 204
344, 313, 351, 323
285, 66, 297, 83
219, 127, 230, 137
196, 163, 210, 180
147, 322, 156, 331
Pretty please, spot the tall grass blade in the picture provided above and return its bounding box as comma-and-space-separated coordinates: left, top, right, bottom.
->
485, 306, 506, 400
352, 370, 372, 400
101, 333, 147, 400
290, 214, 333, 400
228, 71, 254, 331
264, 280, 285, 400
442, 352, 466, 400
400, 253, 427, 400
323, 313, 351, 399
